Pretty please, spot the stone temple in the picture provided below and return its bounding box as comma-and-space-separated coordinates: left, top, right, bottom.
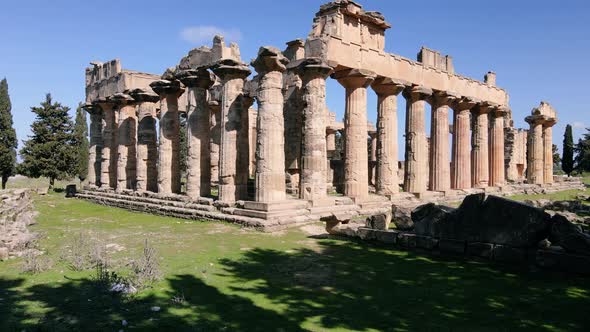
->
78, 0, 582, 231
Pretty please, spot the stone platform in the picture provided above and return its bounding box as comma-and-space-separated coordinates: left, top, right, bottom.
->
76, 177, 585, 232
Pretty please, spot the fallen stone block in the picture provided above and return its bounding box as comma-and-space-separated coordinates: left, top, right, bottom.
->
548, 213, 590, 255
391, 205, 414, 230
357, 227, 377, 241
0, 247, 8, 261
415, 235, 438, 250
365, 212, 392, 230
412, 203, 456, 238
439, 239, 466, 255
374, 230, 398, 244
476, 195, 551, 247
65, 184, 77, 198
492, 245, 527, 263
467, 242, 494, 259
536, 249, 590, 275
398, 233, 417, 248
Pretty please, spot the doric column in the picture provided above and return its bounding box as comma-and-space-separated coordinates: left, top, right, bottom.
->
251, 47, 288, 202
471, 102, 493, 188
371, 78, 406, 196
83, 104, 103, 188
211, 59, 251, 203
429, 91, 459, 192
209, 99, 221, 184
368, 130, 377, 186
110, 93, 137, 191
450, 97, 476, 189
178, 69, 215, 198
333, 68, 376, 200
543, 123, 556, 184
296, 58, 333, 201
150, 79, 185, 194
526, 116, 545, 184
489, 106, 507, 187
402, 85, 433, 193
130, 88, 159, 192
95, 100, 115, 189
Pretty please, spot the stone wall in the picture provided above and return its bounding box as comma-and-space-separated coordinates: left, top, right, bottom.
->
327, 191, 590, 275
0, 189, 37, 260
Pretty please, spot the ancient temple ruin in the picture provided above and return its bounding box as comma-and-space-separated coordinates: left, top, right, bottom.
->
78, 1, 581, 231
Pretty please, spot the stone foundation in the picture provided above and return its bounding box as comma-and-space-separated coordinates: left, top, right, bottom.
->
77, 177, 585, 232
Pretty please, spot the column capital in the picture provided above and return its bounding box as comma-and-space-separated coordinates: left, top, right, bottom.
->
472, 101, 500, 115
332, 68, 376, 89
371, 77, 408, 96
451, 96, 479, 111
92, 98, 114, 112
177, 68, 216, 90
129, 88, 159, 103
107, 93, 136, 109
491, 105, 509, 117
251, 46, 288, 74
431, 90, 461, 106
211, 59, 251, 81
402, 84, 433, 101
82, 102, 102, 115
525, 114, 556, 126
295, 57, 333, 80
150, 79, 185, 98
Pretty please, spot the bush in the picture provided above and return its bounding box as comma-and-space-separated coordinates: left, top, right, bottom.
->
60, 232, 106, 271
128, 239, 161, 289
20, 249, 52, 274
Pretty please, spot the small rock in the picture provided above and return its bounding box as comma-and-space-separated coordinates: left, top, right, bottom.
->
150, 306, 161, 312
122, 319, 128, 326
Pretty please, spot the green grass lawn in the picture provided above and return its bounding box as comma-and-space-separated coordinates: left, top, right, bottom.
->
1, 191, 590, 331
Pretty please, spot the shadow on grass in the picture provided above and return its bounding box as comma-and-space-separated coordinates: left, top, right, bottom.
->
1, 239, 590, 331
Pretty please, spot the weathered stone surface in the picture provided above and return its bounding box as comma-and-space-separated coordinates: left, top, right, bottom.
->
492, 245, 527, 263
391, 204, 414, 230
451, 97, 477, 189
371, 78, 406, 195
548, 213, 590, 255
373, 229, 398, 244
415, 235, 438, 250
365, 212, 392, 230
471, 102, 492, 188
439, 239, 466, 254
333, 68, 376, 199
467, 242, 494, 258
536, 249, 590, 275
252, 47, 288, 203
296, 58, 332, 201
0, 247, 8, 261
211, 59, 252, 202
130, 88, 159, 192
398, 233, 417, 248
476, 195, 551, 247
403, 85, 432, 193
429, 91, 457, 191
412, 203, 456, 238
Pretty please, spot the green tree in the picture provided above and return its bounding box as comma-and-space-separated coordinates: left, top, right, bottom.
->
74, 103, 89, 182
0, 78, 17, 189
18, 94, 77, 187
574, 127, 590, 172
562, 124, 574, 176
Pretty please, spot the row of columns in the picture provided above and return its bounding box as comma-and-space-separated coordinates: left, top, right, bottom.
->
86, 57, 512, 206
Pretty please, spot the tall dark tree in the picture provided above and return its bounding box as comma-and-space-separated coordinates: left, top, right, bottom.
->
0, 78, 17, 189
562, 124, 574, 176
18, 94, 77, 187
74, 103, 89, 182
575, 128, 590, 172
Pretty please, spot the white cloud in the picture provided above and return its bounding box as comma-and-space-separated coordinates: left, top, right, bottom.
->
180, 26, 242, 44
572, 121, 586, 129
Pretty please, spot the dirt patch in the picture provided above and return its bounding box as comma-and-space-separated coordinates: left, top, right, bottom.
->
299, 224, 327, 236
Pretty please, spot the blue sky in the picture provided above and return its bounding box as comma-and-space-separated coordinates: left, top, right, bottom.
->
1, 0, 589, 159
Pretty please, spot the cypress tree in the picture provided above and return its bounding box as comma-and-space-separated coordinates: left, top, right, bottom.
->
562, 124, 574, 176
74, 103, 89, 182
18, 94, 77, 187
0, 78, 18, 189
574, 128, 590, 172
